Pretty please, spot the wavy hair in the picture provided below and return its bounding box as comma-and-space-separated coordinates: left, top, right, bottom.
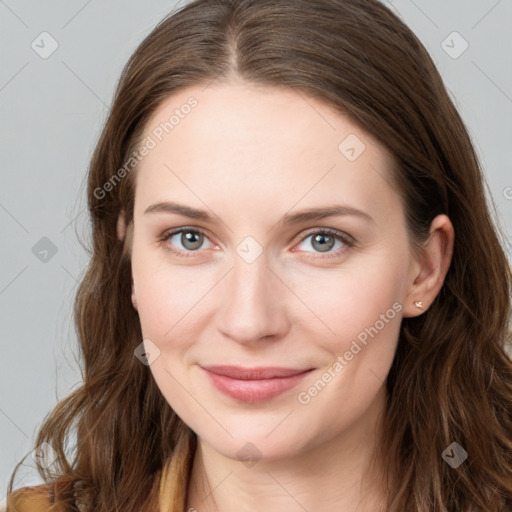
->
7, 0, 512, 510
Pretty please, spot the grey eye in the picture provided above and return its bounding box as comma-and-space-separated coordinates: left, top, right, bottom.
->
168, 230, 211, 251
311, 233, 336, 252
296, 232, 346, 254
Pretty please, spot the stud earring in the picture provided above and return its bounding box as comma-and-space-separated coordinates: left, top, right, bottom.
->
414, 301, 424, 310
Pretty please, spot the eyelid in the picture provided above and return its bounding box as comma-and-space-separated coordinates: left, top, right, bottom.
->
297, 227, 354, 245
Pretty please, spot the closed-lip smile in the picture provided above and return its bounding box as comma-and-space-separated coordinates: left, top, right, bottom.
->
200, 365, 314, 402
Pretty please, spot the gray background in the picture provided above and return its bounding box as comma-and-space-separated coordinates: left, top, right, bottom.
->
1, 0, 511, 504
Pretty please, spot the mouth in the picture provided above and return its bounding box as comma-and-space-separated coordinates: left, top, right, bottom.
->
200, 365, 314, 403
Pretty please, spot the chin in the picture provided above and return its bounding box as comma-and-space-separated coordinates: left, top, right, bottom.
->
192, 413, 321, 463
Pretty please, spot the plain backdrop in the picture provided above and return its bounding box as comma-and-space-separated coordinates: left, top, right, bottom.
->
1, 0, 511, 504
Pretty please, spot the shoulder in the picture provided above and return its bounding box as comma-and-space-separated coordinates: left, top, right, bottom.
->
5, 485, 54, 512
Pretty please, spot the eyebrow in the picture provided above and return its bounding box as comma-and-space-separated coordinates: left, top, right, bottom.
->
144, 201, 374, 225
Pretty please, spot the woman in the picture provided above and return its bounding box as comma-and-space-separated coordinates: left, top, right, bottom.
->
6, 0, 512, 510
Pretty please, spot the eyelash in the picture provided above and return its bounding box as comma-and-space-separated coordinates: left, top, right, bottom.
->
158, 227, 355, 259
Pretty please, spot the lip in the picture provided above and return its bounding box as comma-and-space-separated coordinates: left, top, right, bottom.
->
201, 365, 314, 403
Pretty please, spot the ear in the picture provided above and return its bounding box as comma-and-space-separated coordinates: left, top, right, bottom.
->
131, 277, 138, 312
402, 214, 454, 318
117, 208, 127, 240
117, 209, 138, 312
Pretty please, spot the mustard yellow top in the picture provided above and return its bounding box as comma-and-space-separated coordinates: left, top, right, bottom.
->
5, 485, 56, 512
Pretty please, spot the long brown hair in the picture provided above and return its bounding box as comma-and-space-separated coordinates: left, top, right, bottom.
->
7, 0, 512, 510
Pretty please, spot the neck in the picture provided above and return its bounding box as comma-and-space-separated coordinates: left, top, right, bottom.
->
185, 386, 388, 512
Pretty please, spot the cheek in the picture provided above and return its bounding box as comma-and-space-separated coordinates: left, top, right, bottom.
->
285, 252, 407, 351
131, 245, 218, 343
293, 301, 401, 449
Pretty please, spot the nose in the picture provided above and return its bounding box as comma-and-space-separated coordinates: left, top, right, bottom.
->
215, 254, 291, 346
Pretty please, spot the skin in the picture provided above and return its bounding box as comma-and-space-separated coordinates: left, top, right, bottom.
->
117, 80, 454, 512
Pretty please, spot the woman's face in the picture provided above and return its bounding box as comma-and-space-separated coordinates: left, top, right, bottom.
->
127, 81, 420, 462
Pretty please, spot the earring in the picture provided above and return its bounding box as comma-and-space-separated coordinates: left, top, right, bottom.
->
414, 301, 424, 310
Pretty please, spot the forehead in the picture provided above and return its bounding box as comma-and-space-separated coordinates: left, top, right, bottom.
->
133, 81, 399, 221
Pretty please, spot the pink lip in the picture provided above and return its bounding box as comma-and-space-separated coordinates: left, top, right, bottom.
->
201, 365, 314, 403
